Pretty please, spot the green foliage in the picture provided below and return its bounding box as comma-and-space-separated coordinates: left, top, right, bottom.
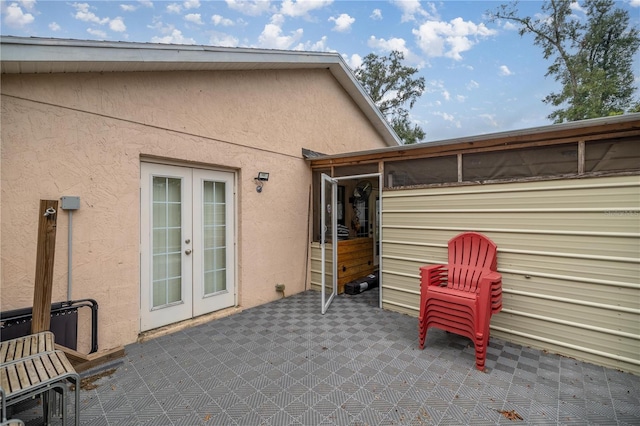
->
354, 51, 426, 144
391, 112, 426, 145
489, 0, 640, 123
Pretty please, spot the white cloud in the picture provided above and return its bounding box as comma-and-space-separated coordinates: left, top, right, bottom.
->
479, 113, 499, 127
166, 3, 182, 13
151, 28, 196, 44
435, 111, 455, 122
367, 36, 425, 69
370, 8, 382, 20
368, 35, 409, 56
184, 13, 203, 24
73, 3, 109, 24
292, 35, 330, 52
456, 95, 466, 102
503, 21, 517, 31
72, 3, 129, 34
138, 0, 154, 7
390, 0, 436, 22
569, 1, 586, 14
226, 0, 273, 16
433, 111, 461, 128
73, 3, 109, 25
257, 13, 303, 49
184, 0, 200, 9
303, 35, 329, 51
49, 21, 61, 31
426, 80, 446, 97
109, 17, 126, 32
3, 3, 34, 28
367, 36, 424, 67
467, 80, 479, 90
280, 0, 332, 18
20, 0, 36, 10
343, 53, 362, 70
209, 32, 239, 47
120, 4, 137, 12
87, 28, 107, 38
329, 13, 354, 32
631, 0, 640, 6
413, 17, 496, 60
499, 65, 512, 76
212, 14, 234, 26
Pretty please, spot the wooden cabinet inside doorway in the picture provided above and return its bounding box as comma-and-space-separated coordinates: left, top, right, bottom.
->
337, 237, 375, 294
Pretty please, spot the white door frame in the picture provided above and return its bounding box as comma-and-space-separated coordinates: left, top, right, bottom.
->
140, 162, 236, 331
321, 173, 338, 314
320, 172, 383, 314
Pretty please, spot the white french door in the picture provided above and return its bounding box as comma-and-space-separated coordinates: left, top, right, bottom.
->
140, 163, 235, 331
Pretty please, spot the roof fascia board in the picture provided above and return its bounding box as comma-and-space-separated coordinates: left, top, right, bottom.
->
1, 37, 339, 66
308, 113, 640, 165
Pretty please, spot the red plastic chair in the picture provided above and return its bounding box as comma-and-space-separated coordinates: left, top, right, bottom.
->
418, 232, 502, 371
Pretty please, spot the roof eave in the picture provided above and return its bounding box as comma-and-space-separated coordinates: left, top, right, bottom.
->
308, 113, 640, 164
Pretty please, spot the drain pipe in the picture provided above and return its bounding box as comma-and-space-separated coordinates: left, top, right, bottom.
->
60, 196, 80, 300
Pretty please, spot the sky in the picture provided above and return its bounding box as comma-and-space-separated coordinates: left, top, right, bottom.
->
1, 0, 639, 142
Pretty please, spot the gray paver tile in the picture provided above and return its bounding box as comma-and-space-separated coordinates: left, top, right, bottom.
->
9, 289, 637, 426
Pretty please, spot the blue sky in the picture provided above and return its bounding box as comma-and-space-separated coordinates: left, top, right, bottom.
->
2, 0, 639, 142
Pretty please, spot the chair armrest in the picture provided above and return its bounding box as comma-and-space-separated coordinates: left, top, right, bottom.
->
478, 271, 502, 306
420, 264, 447, 288
481, 271, 502, 284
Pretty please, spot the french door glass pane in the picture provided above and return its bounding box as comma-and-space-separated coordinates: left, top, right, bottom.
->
152, 176, 182, 308
203, 180, 227, 296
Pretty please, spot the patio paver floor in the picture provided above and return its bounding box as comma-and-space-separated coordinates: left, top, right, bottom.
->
10, 290, 640, 425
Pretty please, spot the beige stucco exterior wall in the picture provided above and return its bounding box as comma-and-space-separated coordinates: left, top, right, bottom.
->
0, 68, 388, 352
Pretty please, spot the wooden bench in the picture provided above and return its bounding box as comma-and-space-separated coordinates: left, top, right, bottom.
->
1, 332, 79, 425
0, 332, 54, 363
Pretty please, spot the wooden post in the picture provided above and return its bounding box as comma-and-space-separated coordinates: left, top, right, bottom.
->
31, 199, 59, 334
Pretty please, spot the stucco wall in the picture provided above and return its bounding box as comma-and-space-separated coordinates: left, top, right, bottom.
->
0, 68, 388, 352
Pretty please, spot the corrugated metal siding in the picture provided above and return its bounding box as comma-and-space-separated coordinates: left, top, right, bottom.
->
381, 175, 640, 374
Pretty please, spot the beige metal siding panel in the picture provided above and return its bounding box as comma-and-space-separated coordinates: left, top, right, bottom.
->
481, 233, 638, 258
491, 314, 640, 371
381, 175, 640, 374
501, 293, 639, 334
381, 271, 421, 299
498, 252, 639, 284
382, 258, 425, 279
383, 175, 639, 198
383, 228, 454, 247
381, 285, 419, 316
384, 212, 637, 234
310, 243, 333, 292
385, 183, 639, 210
505, 274, 640, 311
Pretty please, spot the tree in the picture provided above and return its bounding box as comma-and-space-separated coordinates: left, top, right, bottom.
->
489, 0, 640, 123
354, 51, 426, 144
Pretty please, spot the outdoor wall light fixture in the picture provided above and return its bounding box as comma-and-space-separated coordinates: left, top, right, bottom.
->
254, 172, 269, 193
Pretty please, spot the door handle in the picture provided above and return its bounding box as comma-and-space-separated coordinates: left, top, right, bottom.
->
185, 249, 192, 255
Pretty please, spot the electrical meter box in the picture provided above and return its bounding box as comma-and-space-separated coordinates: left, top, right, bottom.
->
61, 196, 80, 210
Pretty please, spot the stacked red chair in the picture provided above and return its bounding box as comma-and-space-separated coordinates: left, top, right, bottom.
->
418, 232, 502, 371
